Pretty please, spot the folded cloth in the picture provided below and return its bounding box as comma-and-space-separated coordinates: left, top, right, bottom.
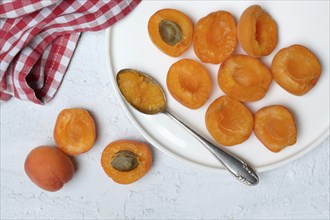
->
0, 0, 140, 104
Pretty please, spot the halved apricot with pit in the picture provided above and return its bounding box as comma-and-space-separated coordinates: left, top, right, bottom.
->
218, 54, 272, 102
193, 11, 237, 64
101, 140, 152, 184
237, 5, 278, 57
271, 44, 322, 96
166, 59, 212, 109
254, 105, 297, 152
148, 8, 193, 57
205, 96, 253, 146
54, 108, 96, 156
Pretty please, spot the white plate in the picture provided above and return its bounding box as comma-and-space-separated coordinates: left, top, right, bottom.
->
105, 0, 329, 172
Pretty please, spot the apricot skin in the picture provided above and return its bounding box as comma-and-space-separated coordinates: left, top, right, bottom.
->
205, 96, 254, 146
24, 146, 74, 192
237, 5, 278, 57
54, 108, 96, 156
254, 105, 297, 152
101, 140, 152, 184
271, 44, 322, 96
166, 59, 212, 109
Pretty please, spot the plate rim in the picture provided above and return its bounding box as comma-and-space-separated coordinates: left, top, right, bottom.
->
104, 26, 329, 173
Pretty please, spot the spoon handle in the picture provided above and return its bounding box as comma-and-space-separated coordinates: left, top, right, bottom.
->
164, 111, 259, 186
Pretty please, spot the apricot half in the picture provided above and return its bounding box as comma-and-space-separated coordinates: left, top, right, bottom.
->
254, 105, 297, 152
54, 108, 96, 156
205, 96, 253, 146
101, 140, 152, 184
271, 44, 322, 96
237, 5, 278, 57
218, 54, 272, 102
166, 59, 212, 109
148, 8, 193, 57
24, 146, 75, 192
193, 11, 237, 64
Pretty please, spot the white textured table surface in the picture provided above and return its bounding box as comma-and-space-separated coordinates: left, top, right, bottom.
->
1, 31, 329, 220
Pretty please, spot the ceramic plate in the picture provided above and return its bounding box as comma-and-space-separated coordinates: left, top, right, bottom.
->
105, 0, 329, 172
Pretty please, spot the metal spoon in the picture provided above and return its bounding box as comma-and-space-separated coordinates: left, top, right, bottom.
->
116, 69, 259, 186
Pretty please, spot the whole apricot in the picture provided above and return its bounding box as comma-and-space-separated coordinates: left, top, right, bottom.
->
24, 146, 75, 192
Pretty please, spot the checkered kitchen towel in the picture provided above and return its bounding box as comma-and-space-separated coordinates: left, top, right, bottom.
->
0, 0, 140, 104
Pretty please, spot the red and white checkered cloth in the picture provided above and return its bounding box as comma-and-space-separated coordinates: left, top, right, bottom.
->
0, 0, 140, 104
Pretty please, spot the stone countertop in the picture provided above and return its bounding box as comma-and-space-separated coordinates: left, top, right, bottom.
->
1, 31, 329, 219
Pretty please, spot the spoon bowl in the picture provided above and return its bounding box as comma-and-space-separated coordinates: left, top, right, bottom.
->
116, 69, 167, 114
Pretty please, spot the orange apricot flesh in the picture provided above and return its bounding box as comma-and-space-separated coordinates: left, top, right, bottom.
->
54, 108, 96, 156
271, 44, 322, 96
166, 59, 212, 109
237, 5, 278, 57
101, 140, 153, 184
254, 105, 297, 152
193, 10, 237, 64
148, 8, 193, 57
24, 146, 75, 192
218, 54, 272, 102
205, 96, 254, 146
117, 69, 166, 114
